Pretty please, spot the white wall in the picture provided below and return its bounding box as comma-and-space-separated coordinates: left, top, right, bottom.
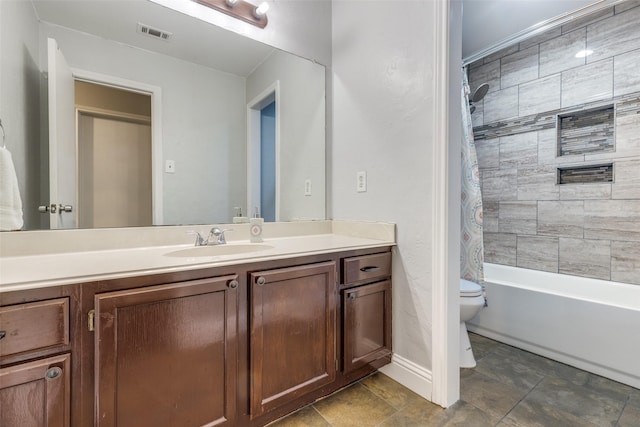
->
332, 0, 440, 397
0, 0, 42, 230
39, 23, 247, 225
246, 50, 326, 221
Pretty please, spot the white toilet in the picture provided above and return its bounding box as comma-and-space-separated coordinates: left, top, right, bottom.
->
459, 279, 485, 368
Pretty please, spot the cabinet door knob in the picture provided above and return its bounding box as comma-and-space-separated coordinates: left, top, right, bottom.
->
256, 276, 266, 285
46, 367, 62, 380
229, 280, 239, 289
0, 331, 5, 340
348, 293, 356, 300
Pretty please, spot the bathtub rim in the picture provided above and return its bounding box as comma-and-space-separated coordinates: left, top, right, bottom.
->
483, 263, 640, 312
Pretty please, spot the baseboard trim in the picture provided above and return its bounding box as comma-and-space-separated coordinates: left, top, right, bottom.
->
379, 354, 433, 401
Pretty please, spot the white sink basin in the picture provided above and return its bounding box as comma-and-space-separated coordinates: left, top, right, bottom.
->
165, 244, 273, 258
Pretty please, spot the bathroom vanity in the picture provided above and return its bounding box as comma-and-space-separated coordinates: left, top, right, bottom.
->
0, 221, 394, 426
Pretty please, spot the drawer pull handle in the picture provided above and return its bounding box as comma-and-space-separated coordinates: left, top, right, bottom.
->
360, 266, 380, 273
0, 331, 5, 340
229, 280, 239, 289
46, 367, 62, 380
256, 276, 266, 286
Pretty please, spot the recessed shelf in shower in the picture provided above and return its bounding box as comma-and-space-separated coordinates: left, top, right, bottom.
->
556, 104, 615, 157
557, 163, 613, 185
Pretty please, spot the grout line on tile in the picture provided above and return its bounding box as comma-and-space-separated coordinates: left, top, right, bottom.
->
373, 410, 399, 427
310, 404, 334, 427
358, 375, 407, 412
613, 392, 634, 427
496, 373, 546, 425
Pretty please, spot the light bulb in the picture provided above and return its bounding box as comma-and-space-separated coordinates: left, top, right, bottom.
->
225, 0, 238, 6
254, 2, 269, 18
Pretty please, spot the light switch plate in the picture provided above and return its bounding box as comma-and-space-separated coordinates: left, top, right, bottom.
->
165, 160, 175, 173
356, 171, 367, 192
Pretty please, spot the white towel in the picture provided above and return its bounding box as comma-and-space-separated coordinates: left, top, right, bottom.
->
0, 145, 24, 231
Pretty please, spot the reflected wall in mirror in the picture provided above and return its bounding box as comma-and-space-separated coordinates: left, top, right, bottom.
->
0, 0, 326, 231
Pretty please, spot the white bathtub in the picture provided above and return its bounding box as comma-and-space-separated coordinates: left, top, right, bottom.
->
467, 263, 640, 389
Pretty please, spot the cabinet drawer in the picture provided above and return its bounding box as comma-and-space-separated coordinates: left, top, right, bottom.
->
0, 298, 69, 358
343, 252, 391, 285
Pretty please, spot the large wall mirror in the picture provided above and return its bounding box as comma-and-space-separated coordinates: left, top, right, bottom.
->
1, 0, 325, 231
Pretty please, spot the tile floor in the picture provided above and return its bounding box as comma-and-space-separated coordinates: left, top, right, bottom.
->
270, 333, 640, 426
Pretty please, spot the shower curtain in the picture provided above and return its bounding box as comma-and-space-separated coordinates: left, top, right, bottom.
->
460, 68, 485, 292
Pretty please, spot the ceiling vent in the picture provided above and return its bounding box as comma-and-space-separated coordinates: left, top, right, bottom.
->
136, 23, 172, 41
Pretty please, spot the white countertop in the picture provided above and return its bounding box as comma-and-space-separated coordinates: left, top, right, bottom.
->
0, 221, 395, 292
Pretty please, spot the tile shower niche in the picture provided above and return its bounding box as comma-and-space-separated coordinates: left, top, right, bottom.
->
556, 104, 615, 185
557, 163, 613, 184
557, 105, 615, 157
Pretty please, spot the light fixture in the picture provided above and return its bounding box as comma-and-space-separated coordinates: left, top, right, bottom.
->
194, 0, 268, 28
575, 49, 593, 58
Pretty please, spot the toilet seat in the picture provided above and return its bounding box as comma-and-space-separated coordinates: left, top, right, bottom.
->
460, 279, 482, 297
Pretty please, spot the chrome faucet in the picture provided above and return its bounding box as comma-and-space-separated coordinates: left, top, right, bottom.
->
192, 228, 232, 246
209, 227, 230, 245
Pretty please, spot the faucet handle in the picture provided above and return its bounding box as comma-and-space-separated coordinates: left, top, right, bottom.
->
187, 230, 208, 246
210, 227, 233, 244
211, 227, 234, 233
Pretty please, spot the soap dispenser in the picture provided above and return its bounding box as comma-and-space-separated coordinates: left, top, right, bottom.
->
233, 207, 249, 224
249, 207, 263, 243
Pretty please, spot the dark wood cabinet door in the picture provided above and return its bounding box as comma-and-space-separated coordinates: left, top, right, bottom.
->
0, 353, 71, 427
249, 262, 336, 418
94, 275, 239, 427
343, 280, 392, 373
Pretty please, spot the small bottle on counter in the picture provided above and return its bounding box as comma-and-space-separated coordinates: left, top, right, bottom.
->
233, 207, 249, 224
249, 207, 263, 243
